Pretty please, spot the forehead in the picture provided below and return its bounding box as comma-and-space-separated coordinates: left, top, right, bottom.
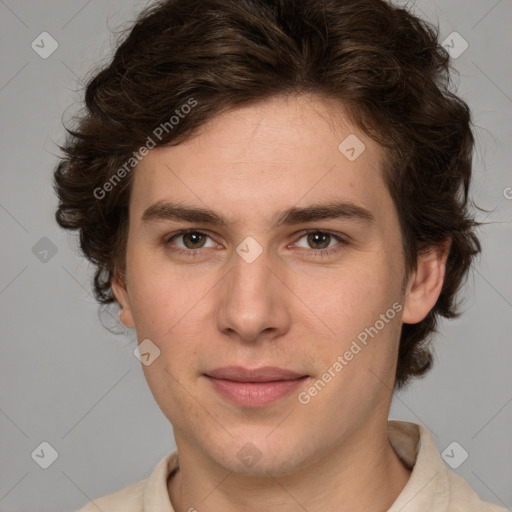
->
130, 94, 390, 224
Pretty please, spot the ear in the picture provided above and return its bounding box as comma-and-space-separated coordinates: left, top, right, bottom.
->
111, 270, 135, 328
402, 238, 451, 324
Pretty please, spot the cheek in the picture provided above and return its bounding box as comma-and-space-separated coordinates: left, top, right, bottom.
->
125, 248, 208, 339
295, 252, 405, 396
128, 282, 174, 340
303, 254, 403, 331
127, 267, 216, 383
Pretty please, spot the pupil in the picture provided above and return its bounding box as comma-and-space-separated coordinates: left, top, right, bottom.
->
185, 232, 205, 248
308, 232, 330, 249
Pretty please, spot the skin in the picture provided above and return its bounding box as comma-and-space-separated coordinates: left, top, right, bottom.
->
112, 93, 449, 512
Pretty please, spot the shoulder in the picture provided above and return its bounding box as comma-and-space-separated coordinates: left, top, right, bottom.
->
76, 477, 146, 512
75, 451, 179, 512
387, 421, 508, 512
445, 470, 508, 512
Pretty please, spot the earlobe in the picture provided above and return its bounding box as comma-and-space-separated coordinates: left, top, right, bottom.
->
402, 239, 451, 324
111, 271, 135, 328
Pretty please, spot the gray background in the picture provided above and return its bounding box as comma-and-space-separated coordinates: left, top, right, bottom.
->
0, 0, 511, 511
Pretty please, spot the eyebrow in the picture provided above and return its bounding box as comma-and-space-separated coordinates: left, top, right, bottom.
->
141, 200, 374, 227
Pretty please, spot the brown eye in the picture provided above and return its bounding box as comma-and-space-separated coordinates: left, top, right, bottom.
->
181, 231, 207, 249
164, 230, 216, 252
306, 232, 332, 249
293, 230, 347, 257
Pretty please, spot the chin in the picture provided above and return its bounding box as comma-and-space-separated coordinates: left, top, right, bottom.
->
202, 434, 314, 478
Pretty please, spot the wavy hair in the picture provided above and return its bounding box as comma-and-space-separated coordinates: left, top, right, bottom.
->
54, 0, 481, 388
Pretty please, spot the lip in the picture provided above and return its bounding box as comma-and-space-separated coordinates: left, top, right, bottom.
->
205, 366, 309, 408
207, 366, 306, 382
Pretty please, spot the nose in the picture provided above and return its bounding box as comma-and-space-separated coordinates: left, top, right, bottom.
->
215, 244, 292, 344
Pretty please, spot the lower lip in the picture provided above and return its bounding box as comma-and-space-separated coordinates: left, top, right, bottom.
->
206, 376, 308, 407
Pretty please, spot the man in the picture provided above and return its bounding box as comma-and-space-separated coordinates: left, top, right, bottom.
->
54, 0, 506, 510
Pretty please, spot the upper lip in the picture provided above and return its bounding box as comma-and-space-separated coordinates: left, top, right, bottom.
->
206, 366, 307, 382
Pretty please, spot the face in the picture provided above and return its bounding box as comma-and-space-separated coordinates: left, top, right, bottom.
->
113, 94, 444, 476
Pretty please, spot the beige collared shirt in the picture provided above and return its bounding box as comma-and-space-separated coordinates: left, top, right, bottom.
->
76, 420, 507, 511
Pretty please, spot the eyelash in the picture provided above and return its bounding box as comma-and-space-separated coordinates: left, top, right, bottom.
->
162, 229, 348, 258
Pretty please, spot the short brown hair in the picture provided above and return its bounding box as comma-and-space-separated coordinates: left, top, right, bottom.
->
54, 0, 481, 389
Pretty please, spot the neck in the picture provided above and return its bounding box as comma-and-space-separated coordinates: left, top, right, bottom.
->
168, 421, 412, 512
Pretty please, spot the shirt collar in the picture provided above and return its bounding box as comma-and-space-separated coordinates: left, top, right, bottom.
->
387, 420, 450, 511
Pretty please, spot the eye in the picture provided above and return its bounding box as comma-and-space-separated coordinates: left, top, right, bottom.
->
162, 229, 347, 259
294, 230, 347, 255
164, 230, 217, 251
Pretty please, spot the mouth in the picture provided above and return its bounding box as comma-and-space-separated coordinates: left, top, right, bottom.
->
204, 366, 309, 408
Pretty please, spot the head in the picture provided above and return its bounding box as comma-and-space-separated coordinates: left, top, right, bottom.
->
54, 0, 480, 476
